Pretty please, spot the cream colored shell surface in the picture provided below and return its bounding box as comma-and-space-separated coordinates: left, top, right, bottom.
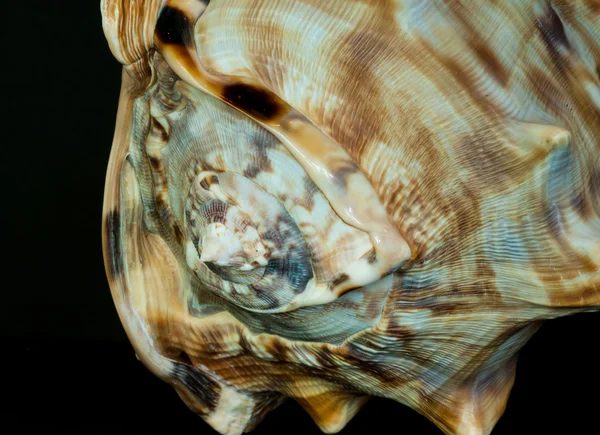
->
101, 1, 600, 434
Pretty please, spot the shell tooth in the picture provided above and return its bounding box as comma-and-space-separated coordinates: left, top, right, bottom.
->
424, 358, 519, 435
172, 362, 282, 435
508, 120, 571, 155
174, 357, 280, 435
296, 392, 369, 434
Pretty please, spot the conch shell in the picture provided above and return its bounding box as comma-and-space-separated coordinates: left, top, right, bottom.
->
101, 1, 600, 434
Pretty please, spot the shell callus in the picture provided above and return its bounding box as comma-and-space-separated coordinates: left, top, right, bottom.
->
101, 1, 600, 434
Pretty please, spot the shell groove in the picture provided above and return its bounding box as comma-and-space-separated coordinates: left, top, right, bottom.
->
101, 1, 600, 434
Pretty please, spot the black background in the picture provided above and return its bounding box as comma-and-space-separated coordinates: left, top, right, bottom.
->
2, 1, 598, 434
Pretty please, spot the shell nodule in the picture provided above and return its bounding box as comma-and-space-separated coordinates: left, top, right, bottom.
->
101, 0, 600, 434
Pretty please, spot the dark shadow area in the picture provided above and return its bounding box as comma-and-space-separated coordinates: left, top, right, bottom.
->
2, 0, 124, 342
2, 313, 598, 433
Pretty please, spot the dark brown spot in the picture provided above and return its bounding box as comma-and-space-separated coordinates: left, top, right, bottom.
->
210, 175, 219, 185
221, 83, 283, 122
171, 363, 220, 412
471, 41, 509, 87
330, 273, 350, 289
586, 0, 600, 14
243, 149, 273, 178
380, 320, 417, 345
265, 339, 289, 359
179, 350, 192, 365
538, 3, 571, 49
105, 211, 123, 279
174, 225, 185, 245
151, 118, 169, 141
164, 347, 193, 365
334, 160, 360, 188
148, 155, 161, 171
238, 333, 251, 353
536, 2, 571, 71
243, 165, 262, 179
571, 191, 593, 219
363, 249, 377, 264
155, 6, 194, 47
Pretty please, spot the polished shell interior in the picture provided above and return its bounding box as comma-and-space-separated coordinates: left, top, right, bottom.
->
101, 1, 600, 434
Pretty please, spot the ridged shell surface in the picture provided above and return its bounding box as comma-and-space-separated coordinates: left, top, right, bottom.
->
101, 1, 600, 434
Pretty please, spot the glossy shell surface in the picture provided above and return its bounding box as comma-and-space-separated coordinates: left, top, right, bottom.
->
101, 1, 600, 434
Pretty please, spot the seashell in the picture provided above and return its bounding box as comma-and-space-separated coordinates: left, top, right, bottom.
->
101, 0, 600, 434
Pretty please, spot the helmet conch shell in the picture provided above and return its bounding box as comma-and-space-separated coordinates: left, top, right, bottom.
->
101, 1, 600, 434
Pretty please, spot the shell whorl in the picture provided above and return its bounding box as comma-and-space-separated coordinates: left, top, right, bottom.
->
101, 1, 600, 435
133, 57, 379, 313
184, 170, 313, 311
102, 0, 412, 311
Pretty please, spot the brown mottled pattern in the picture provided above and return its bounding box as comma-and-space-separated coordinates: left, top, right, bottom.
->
102, 2, 600, 435
198, 0, 600, 299
104, 210, 123, 279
